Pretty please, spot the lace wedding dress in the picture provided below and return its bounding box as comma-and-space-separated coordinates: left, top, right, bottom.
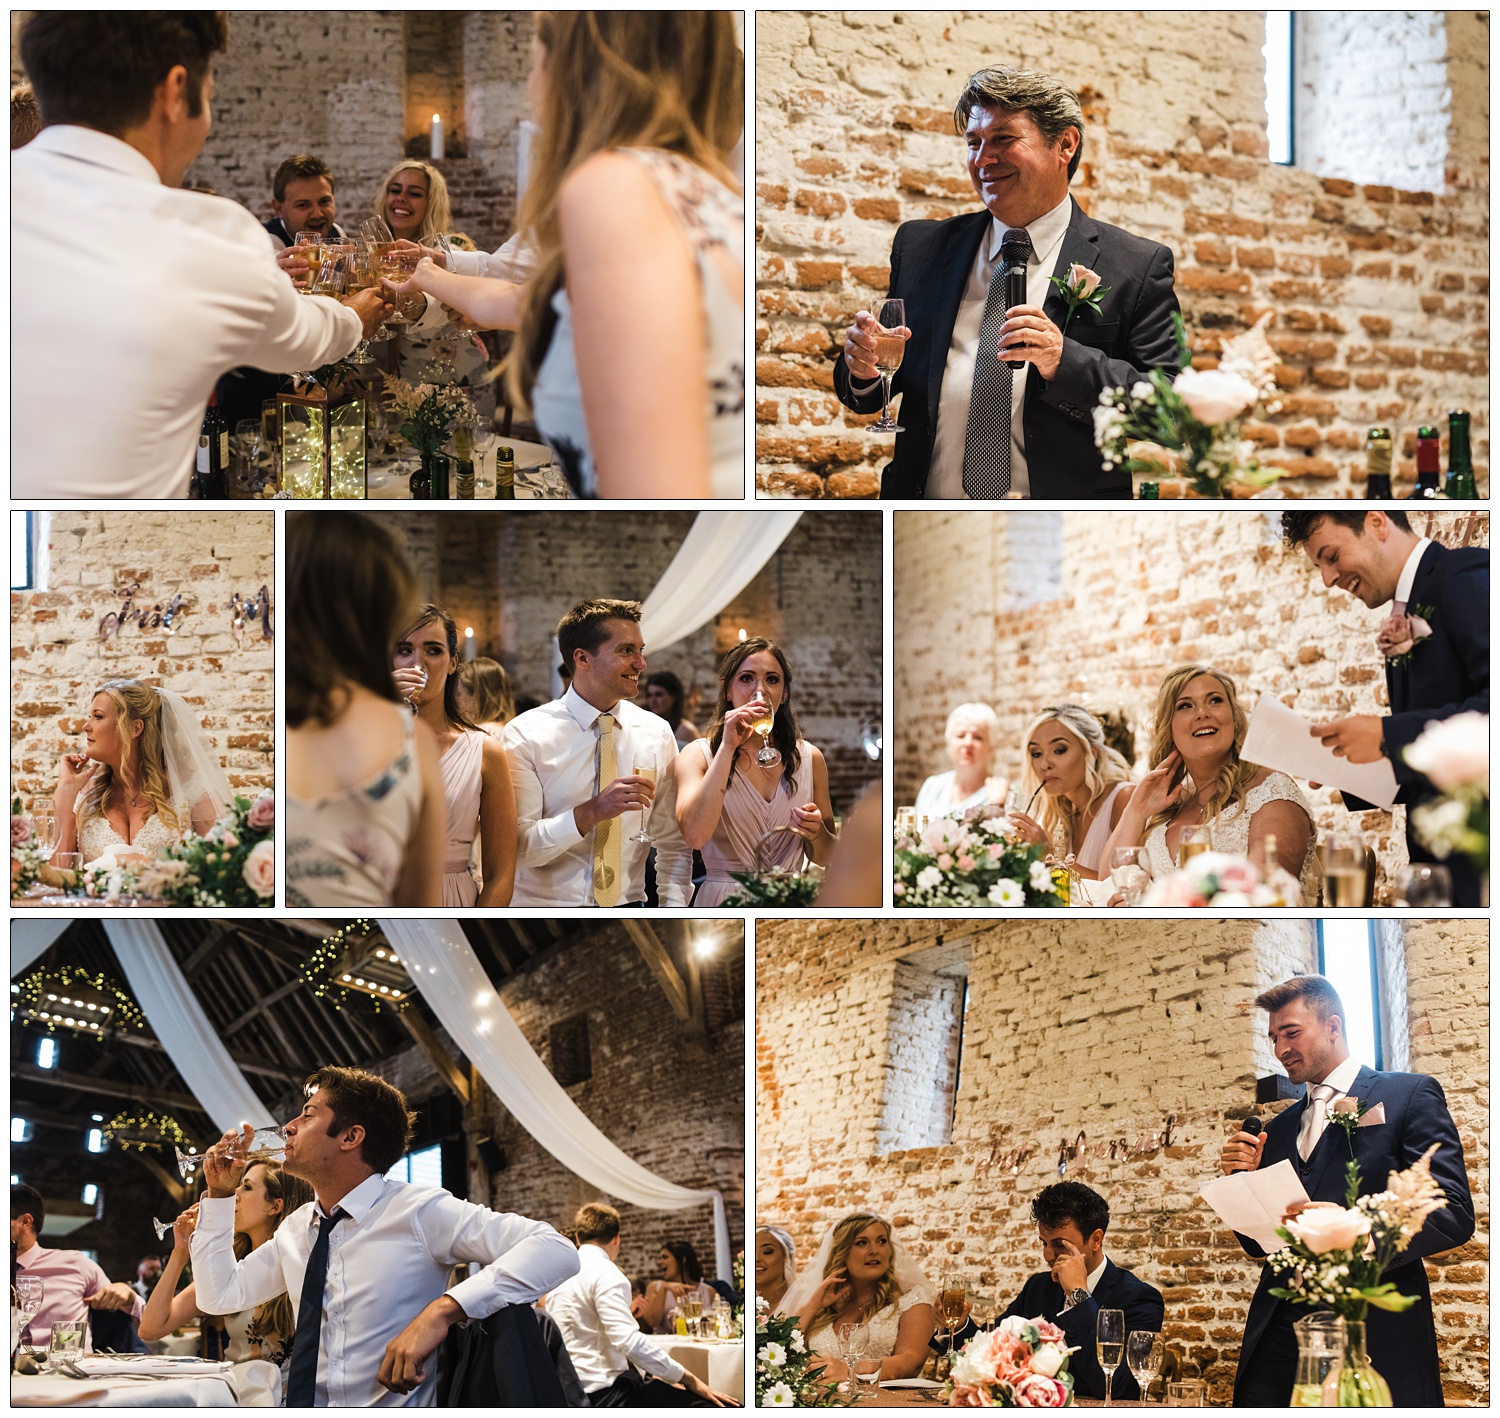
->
79, 811, 181, 863
1143, 770, 1322, 904
806, 1287, 936, 1365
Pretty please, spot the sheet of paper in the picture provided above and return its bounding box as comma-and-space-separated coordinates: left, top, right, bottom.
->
1241, 696, 1399, 809
1200, 1159, 1310, 1252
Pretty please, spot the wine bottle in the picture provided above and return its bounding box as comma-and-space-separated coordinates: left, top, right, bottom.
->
496, 445, 516, 500
431, 452, 450, 500
1362, 427, 1393, 499
195, 391, 228, 499
455, 459, 475, 499
1408, 425, 1442, 498
1444, 409, 1476, 499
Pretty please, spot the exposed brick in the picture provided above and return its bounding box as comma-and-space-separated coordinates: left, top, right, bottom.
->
794, 188, 847, 219
851, 197, 901, 223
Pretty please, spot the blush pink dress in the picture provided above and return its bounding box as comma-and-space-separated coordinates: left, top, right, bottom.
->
440, 729, 486, 908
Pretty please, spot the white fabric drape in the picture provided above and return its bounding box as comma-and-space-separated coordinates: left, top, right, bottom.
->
381, 919, 732, 1278
640, 510, 802, 651
12, 921, 72, 976
102, 920, 276, 1135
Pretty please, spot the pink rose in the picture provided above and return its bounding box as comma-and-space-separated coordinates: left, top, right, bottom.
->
11, 815, 32, 847
247, 791, 276, 831
987, 842, 1005, 860
1404, 710, 1488, 790
957, 854, 976, 871
1376, 613, 1415, 658
1172, 366, 1259, 424
937, 853, 954, 870
222, 832, 239, 850
1215, 857, 1259, 893
1066, 262, 1102, 297
949, 1383, 985, 1407
242, 839, 275, 899
1013, 1374, 1068, 1407
1031, 1319, 1067, 1346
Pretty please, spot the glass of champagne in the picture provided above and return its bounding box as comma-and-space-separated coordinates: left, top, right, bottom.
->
1177, 824, 1211, 867
425, 234, 477, 338
177, 1124, 286, 1181
938, 1278, 967, 1361
1109, 846, 1150, 907
748, 695, 781, 769
1097, 1308, 1125, 1407
293, 231, 325, 292
868, 297, 907, 433
1320, 832, 1368, 907
630, 752, 656, 845
1127, 1330, 1162, 1404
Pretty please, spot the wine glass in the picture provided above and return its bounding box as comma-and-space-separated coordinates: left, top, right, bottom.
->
1176, 824, 1212, 868
151, 1216, 175, 1241
835, 1321, 865, 1397
1127, 1329, 1162, 1404
293, 231, 325, 293
868, 297, 907, 433
30, 813, 57, 859
13, 1275, 44, 1353
1097, 1308, 1125, 1407
471, 426, 498, 497
1393, 863, 1452, 908
630, 752, 656, 845
176, 1124, 286, 1181
1320, 832, 1368, 907
938, 1278, 968, 1362
424, 234, 478, 338
749, 696, 781, 768
1109, 847, 1150, 907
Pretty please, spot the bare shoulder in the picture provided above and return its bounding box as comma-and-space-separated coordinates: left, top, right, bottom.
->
559, 150, 668, 223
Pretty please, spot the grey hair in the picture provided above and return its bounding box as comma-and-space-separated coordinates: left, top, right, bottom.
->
953, 67, 1085, 180
944, 701, 1000, 742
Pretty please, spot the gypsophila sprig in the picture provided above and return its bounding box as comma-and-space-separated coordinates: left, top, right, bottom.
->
382, 373, 479, 457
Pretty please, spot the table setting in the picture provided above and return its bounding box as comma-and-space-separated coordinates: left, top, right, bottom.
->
12, 1351, 238, 1408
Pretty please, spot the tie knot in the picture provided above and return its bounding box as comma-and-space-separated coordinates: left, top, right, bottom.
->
1310, 1084, 1338, 1104
596, 713, 615, 732
320, 1207, 347, 1231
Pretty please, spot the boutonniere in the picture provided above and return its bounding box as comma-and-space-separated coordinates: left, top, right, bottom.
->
1377, 602, 1435, 666
1326, 1096, 1386, 1155
1048, 263, 1111, 334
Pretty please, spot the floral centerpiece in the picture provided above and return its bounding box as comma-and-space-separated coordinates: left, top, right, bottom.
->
895, 812, 1066, 908
1265, 1144, 1448, 1406
1141, 850, 1296, 907
382, 373, 479, 458
755, 1301, 846, 1408
1093, 313, 1282, 498
1405, 712, 1488, 874
948, 1315, 1078, 1407
83, 791, 276, 908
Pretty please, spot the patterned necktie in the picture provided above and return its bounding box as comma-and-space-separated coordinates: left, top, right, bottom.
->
1299, 1084, 1338, 1160
285, 1207, 347, 1407
963, 227, 1033, 499
593, 713, 621, 908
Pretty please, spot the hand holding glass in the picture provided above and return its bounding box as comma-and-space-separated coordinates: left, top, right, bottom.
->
868, 298, 908, 433
177, 1123, 285, 1181
630, 754, 657, 845
749, 696, 781, 768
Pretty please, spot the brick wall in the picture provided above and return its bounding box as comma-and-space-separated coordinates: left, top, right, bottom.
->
755, 915, 1488, 1404
893, 507, 1487, 899
10, 512, 274, 813
755, 10, 1488, 498
376, 510, 884, 817
481, 924, 746, 1285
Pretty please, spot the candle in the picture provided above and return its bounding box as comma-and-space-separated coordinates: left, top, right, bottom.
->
463, 626, 475, 661
430, 113, 444, 162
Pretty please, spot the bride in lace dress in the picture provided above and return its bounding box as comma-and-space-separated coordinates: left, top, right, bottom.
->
1102, 665, 1321, 903
50, 679, 231, 869
780, 1213, 936, 1383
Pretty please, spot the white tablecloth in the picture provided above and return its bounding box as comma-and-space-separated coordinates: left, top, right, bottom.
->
12, 1371, 235, 1407
366, 437, 570, 499
658, 1337, 746, 1401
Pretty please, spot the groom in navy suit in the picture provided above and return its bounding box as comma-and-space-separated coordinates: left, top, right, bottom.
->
1221, 975, 1474, 1407
942, 1182, 1164, 1400
1282, 509, 1489, 906
834, 67, 1181, 500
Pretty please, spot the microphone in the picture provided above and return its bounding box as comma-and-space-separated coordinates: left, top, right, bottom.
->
1241, 1116, 1263, 1139
1000, 228, 1030, 370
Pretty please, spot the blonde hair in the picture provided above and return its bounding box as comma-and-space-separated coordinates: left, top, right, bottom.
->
371, 160, 454, 244
1019, 704, 1132, 855
508, 11, 743, 409
1144, 665, 1260, 838
807, 1213, 901, 1340
944, 701, 1000, 746
76, 680, 178, 834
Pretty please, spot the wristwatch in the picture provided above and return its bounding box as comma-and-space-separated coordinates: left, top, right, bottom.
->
1068, 1287, 1090, 1309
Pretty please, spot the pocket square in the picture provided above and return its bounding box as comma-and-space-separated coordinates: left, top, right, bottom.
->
1358, 1102, 1386, 1127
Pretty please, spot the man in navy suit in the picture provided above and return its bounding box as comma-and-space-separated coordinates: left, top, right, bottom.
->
833, 66, 1181, 500
1282, 509, 1489, 906
942, 1182, 1164, 1400
1220, 974, 1474, 1407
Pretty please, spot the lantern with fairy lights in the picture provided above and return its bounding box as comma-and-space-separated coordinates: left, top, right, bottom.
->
301, 920, 411, 1013
278, 364, 367, 499
102, 1109, 196, 1155
11, 966, 146, 1038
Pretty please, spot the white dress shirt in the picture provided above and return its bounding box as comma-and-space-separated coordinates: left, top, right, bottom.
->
190, 1173, 579, 1408
1297, 1054, 1364, 1159
925, 193, 1075, 499
13, 125, 363, 498
547, 1243, 686, 1394
501, 686, 691, 907
447, 232, 538, 283
1393, 536, 1434, 607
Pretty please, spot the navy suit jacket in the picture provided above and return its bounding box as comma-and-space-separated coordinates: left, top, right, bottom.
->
1233, 1065, 1475, 1408
832, 196, 1181, 500
1340, 541, 1489, 904
947, 1258, 1164, 1401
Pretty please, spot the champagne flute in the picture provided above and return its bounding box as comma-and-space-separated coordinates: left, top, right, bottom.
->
151, 1217, 175, 1241
835, 1321, 865, 1396
630, 752, 656, 845
1127, 1329, 1162, 1404
749, 695, 781, 769
293, 231, 325, 292
30, 813, 57, 860
1177, 824, 1211, 867
1320, 832, 1367, 907
868, 297, 907, 433
938, 1278, 968, 1361
425, 234, 478, 338
1109, 846, 1150, 907
176, 1123, 286, 1181
1097, 1308, 1125, 1407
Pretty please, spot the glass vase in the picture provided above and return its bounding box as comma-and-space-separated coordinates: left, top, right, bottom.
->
1330, 1320, 1392, 1407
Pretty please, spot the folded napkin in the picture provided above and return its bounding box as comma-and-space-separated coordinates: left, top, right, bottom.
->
74, 1355, 234, 1378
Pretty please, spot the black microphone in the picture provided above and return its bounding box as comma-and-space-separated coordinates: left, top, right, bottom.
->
1241, 1116, 1263, 1138
1000, 228, 1030, 370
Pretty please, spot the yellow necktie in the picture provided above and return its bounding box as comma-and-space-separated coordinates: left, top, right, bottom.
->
592, 713, 621, 907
